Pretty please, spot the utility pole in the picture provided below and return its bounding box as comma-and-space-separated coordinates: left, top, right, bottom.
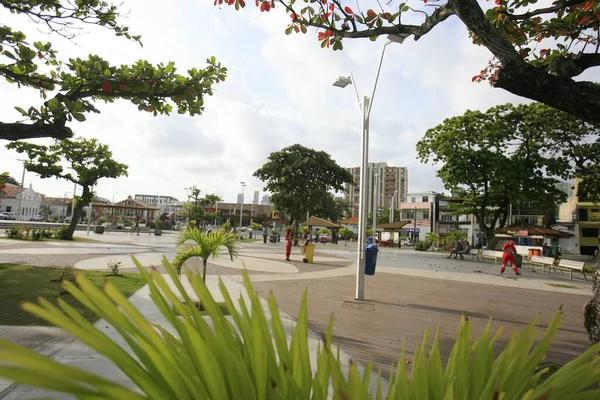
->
16, 164, 25, 221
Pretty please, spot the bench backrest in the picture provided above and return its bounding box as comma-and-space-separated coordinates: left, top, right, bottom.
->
482, 250, 504, 257
469, 249, 480, 255
530, 255, 556, 265
558, 259, 585, 271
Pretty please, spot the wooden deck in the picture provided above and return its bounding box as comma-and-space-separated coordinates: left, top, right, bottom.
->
252, 273, 592, 377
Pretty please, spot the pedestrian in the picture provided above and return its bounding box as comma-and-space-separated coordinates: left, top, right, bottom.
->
285, 228, 293, 261
447, 238, 464, 259
501, 239, 521, 276
455, 240, 471, 259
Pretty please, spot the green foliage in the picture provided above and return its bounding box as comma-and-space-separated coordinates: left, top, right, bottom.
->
248, 222, 263, 231
181, 186, 222, 228
173, 228, 240, 280
53, 225, 71, 240
317, 227, 331, 236
338, 227, 355, 239
220, 220, 232, 232
253, 144, 353, 233
6, 136, 128, 239
414, 241, 429, 251
416, 102, 599, 240
0, 1, 227, 141
1, 258, 600, 398
5, 225, 67, 240
58, 265, 76, 283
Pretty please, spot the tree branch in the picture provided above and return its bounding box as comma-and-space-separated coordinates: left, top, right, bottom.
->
547, 53, 600, 78
0, 122, 73, 141
505, 0, 585, 20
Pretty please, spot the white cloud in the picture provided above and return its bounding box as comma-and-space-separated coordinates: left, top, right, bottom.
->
0, 0, 573, 203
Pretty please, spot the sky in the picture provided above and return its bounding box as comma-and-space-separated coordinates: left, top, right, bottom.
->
0, 0, 540, 203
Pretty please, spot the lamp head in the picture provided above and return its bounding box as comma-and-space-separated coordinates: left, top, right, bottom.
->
333, 76, 352, 88
387, 33, 411, 44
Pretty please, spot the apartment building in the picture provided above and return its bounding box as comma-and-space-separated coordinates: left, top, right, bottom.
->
344, 162, 408, 217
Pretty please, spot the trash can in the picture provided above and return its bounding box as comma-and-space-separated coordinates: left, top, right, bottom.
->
94, 225, 105, 234
263, 234, 268, 244
302, 243, 316, 263
365, 243, 378, 275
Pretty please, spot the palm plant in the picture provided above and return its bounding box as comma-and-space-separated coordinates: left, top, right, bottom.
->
425, 232, 440, 249
172, 227, 240, 281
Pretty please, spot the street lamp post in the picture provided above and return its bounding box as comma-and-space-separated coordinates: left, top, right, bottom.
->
239, 182, 246, 236
372, 173, 378, 240
332, 34, 407, 300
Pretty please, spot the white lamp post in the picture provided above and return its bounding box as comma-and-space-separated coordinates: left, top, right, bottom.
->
332, 34, 407, 300
390, 190, 398, 222
372, 173, 379, 239
239, 182, 246, 236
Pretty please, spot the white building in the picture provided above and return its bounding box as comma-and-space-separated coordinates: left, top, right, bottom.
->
253, 190, 259, 205
0, 183, 43, 220
237, 193, 243, 204
134, 194, 179, 214
261, 194, 270, 205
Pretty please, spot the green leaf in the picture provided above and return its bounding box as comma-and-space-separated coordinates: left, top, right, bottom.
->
71, 113, 86, 122
285, 26, 293, 35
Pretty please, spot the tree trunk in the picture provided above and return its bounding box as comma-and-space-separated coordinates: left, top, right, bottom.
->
584, 260, 600, 345
294, 218, 300, 247
65, 187, 89, 240
202, 259, 208, 283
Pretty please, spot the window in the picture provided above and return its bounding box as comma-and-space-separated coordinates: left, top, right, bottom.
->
582, 228, 599, 238
592, 209, 599, 213
578, 208, 588, 221
422, 211, 430, 219
441, 214, 453, 221
6, 206, 11, 212
406, 211, 414, 219
422, 196, 429, 203
411, 197, 416, 202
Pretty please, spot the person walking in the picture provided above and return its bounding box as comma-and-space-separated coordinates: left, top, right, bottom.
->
501, 239, 521, 276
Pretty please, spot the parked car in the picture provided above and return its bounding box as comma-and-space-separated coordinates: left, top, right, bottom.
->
30, 215, 44, 221
0, 212, 16, 220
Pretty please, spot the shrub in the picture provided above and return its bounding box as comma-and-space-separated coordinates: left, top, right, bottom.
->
107, 259, 121, 276
0, 259, 600, 399
41, 229, 53, 239
58, 265, 76, 283
5, 225, 24, 239
415, 241, 429, 251
53, 226, 71, 240
31, 230, 43, 241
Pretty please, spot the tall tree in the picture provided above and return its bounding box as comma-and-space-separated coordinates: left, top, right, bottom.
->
6, 137, 128, 239
1, 0, 226, 141
217, 0, 600, 125
417, 102, 600, 243
253, 144, 353, 245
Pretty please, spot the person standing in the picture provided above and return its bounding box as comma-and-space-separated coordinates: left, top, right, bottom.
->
285, 228, 293, 261
501, 239, 521, 276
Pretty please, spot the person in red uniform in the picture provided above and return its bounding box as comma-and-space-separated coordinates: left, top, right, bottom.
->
285, 228, 293, 261
501, 239, 521, 276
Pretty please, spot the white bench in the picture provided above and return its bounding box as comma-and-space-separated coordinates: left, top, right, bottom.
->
523, 255, 556, 273
556, 259, 587, 281
464, 248, 480, 260
480, 250, 504, 264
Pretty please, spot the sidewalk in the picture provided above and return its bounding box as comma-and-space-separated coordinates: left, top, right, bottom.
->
251, 268, 593, 379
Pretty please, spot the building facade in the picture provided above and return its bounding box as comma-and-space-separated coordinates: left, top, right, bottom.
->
344, 162, 408, 217
261, 194, 270, 205
0, 183, 43, 220
134, 194, 179, 214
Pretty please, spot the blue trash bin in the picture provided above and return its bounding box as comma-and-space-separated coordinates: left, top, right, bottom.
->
365, 243, 378, 275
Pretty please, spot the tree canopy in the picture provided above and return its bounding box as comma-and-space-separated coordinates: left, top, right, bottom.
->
217, 0, 600, 125
417, 102, 600, 241
253, 144, 352, 243
181, 185, 222, 229
6, 136, 128, 238
1, 0, 226, 141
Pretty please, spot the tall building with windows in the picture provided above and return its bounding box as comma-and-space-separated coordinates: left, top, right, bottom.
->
253, 190, 259, 205
344, 162, 408, 217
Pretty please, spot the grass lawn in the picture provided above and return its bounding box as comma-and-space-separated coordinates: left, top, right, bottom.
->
0, 264, 146, 326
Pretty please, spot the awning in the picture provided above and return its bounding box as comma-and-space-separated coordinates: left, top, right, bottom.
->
303, 216, 341, 228
376, 220, 412, 232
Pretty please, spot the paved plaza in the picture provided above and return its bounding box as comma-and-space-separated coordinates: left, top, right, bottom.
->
0, 231, 595, 398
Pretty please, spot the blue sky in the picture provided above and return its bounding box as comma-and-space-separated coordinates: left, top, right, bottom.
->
0, 0, 533, 202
